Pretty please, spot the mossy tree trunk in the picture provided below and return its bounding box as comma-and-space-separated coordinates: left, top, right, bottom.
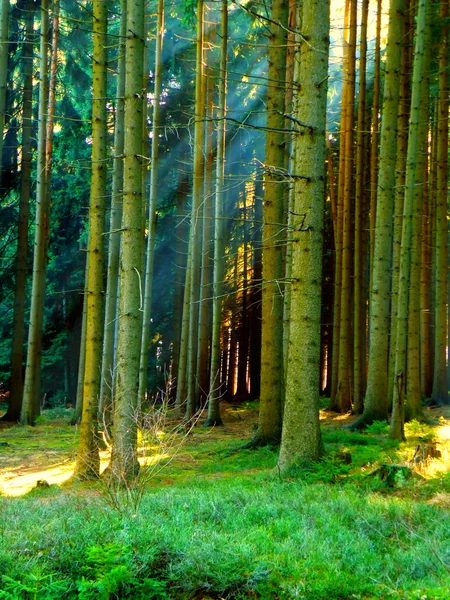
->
109, 0, 145, 483
74, 0, 108, 479
278, 0, 330, 472
255, 0, 288, 445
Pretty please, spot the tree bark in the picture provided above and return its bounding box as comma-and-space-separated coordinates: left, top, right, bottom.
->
278, 0, 330, 472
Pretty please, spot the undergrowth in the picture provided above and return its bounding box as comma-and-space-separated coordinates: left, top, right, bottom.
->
0, 406, 449, 599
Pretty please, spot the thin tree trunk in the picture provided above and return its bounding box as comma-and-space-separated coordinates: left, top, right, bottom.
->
350, 0, 405, 429
254, 0, 288, 445
390, 0, 428, 440
109, 0, 145, 483
278, 0, 330, 472
99, 0, 127, 422
71, 254, 88, 426
0, 0, 10, 185
138, 0, 165, 406
248, 178, 262, 400
185, 0, 205, 420
21, 0, 51, 424
353, 0, 369, 414
74, 0, 108, 479
4, 3, 34, 422
206, 0, 227, 424
431, 0, 449, 406
388, 0, 413, 405
336, 0, 357, 414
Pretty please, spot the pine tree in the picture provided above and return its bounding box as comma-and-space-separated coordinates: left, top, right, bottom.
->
278, 0, 330, 472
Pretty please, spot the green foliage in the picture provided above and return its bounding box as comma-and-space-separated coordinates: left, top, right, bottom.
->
366, 420, 390, 434
0, 573, 70, 599
77, 543, 167, 600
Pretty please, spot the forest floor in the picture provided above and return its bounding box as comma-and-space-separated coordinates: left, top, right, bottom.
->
0, 401, 450, 599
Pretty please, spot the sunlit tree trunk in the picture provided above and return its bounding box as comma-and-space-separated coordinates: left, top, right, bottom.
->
390, 0, 428, 441
21, 0, 52, 424
74, 0, 108, 479
248, 179, 262, 399
236, 192, 249, 398
4, 3, 34, 422
350, 0, 404, 429
109, 0, 145, 482
431, 0, 449, 406
353, 0, 369, 414
278, 0, 330, 472
99, 0, 127, 421
138, 0, 164, 406
254, 0, 288, 445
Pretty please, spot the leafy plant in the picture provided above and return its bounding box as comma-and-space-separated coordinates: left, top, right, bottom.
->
0, 573, 70, 599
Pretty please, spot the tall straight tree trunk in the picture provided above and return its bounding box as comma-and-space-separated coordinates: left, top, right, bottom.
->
109, 0, 146, 482
336, 0, 357, 413
138, 0, 164, 406
74, 0, 108, 479
248, 179, 262, 399
4, 3, 34, 422
390, 0, 428, 441
330, 0, 350, 408
405, 10, 430, 421
0, 0, 10, 184
278, 0, 330, 472
21, 0, 51, 425
350, 0, 405, 429
254, 0, 288, 445
185, 0, 205, 420
206, 0, 227, 425
197, 26, 215, 407
388, 0, 413, 404
171, 176, 189, 402
420, 144, 433, 399
99, 0, 127, 421
353, 0, 369, 414
369, 0, 382, 292
431, 0, 449, 406
236, 192, 249, 397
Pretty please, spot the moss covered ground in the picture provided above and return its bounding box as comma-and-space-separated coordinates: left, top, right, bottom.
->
0, 402, 449, 599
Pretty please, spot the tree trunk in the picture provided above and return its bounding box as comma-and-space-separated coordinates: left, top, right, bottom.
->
138, 0, 164, 407
4, 3, 34, 422
99, 0, 127, 422
21, 0, 51, 424
390, 0, 428, 441
185, 0, 205, 420
255, 0, 288, 445
109, 0, 145, 483
206, 0, 227, 425
0, 0, 10, 185
74, 0, 108, 479
278, 0, 330, 472
350, 0, 405, 429
431, 0, 449, 406
353, 0, 369, 414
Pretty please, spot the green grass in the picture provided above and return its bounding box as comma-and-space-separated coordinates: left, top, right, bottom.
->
0, 407, 449, 599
